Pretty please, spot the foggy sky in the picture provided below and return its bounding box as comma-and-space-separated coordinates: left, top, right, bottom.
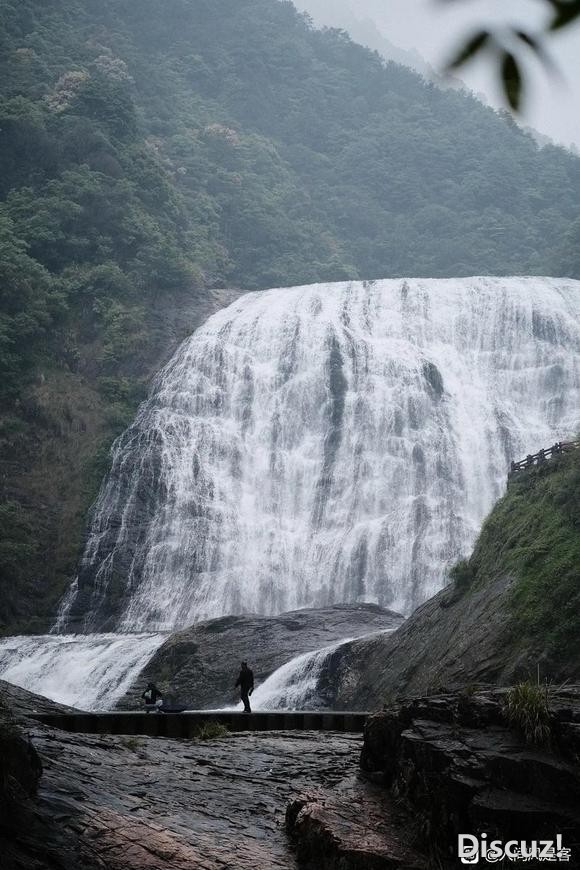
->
297, 0, 580, 150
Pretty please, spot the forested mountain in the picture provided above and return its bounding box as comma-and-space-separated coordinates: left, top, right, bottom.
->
1, 0, 580, 631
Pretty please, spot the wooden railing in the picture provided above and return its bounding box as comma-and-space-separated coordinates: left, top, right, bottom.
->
508, 439, 580, 478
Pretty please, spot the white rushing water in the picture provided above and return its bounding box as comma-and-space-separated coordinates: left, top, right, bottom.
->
249, 627, 396, 710
71, 277, 580, 632
249, 641, 352, 711
0, 633, 167, 710
2, 276, 580, 711
214, 639, 352, 712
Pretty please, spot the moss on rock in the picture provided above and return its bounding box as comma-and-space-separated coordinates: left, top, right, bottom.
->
455, 449, 580, 665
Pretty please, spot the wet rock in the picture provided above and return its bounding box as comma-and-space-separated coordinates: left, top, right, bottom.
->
120, 604, 403, 710
1, 680, 364, 870
0, 689, 45, 870
421, 361, 444, 399
4, 681, 580, 870
360, 689, 580, 866
286, 777, 427, 869
1, 679, 77, 718
316, 575, 523, 709
0, 692, 42, 810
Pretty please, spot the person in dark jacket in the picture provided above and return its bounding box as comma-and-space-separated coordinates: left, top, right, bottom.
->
142, 682, 163, 712
235, 661, 254, 713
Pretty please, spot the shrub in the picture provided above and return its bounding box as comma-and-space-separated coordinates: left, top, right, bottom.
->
504, 681, 551, 746
449, 558, 476, 590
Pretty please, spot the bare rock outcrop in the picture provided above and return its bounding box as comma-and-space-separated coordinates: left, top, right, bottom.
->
314, 575, 541, 709
285, 689, 580, 868
286, 779, 427, 869
360, 689, 580, 866
120, 603, 403, 710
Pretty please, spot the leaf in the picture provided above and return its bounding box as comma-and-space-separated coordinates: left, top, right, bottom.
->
501, 51, 523, 112
514, 30, 542, 52
513, 28, 559, 76
445, 30, 490, 71
548, 0, 580, 31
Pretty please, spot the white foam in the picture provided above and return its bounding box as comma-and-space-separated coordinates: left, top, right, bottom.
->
0, 633, 167, 710
74, 277, 580, 630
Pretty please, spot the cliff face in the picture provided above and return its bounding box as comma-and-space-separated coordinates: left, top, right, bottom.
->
318, 450, 580, 708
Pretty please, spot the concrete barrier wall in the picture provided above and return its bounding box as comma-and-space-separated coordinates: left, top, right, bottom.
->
33, 710, 369, 736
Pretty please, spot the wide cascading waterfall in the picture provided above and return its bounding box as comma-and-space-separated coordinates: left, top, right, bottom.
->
67, 277, 580, 633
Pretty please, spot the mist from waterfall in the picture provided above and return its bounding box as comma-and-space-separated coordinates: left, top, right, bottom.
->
70, 277, 580, 633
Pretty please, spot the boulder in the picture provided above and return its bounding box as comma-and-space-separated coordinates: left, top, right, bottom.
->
286, 779, 427, 869
119, 603, 403, 709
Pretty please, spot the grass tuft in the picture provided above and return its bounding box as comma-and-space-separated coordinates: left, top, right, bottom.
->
193, 721, 230, 740
504, 681, 551, 746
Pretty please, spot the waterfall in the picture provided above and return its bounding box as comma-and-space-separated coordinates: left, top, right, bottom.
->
246, 628, 395, 711
0, 633, 167, 710
2, 276, 579, 712
213, 639, 353, 712
249, 639, 353, 710
69, 277, 580, 633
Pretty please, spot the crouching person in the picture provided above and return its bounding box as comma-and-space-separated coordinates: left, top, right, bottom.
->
142, 682, 163, 712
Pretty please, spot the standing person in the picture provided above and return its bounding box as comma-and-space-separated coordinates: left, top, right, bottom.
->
141, 682, 163, 712
235, 661, 254, 713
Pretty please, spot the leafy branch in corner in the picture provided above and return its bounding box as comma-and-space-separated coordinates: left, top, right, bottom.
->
442, 0, 580, 111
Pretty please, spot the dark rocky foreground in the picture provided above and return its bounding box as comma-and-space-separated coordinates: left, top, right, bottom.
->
3, 680, 405, 870
120, 603, 403, 710
360, 689, 580, 866
3, 680, 580, 869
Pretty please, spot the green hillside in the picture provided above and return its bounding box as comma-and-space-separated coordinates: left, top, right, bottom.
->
1, 0, 580, 630
453, 448, 580, 670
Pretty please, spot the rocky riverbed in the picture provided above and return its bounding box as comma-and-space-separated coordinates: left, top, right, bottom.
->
3, 680, 580, 869
1, 680, 372, 869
